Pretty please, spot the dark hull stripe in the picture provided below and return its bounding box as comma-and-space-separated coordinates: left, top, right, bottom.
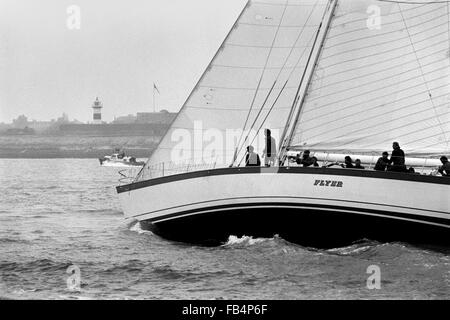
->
142, 202, 450, 227
131, 196, 449, 219
116, 166, 450, 193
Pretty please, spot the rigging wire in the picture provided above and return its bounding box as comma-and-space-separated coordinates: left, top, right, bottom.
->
232, 0, 322, 166
306, 71, 449, 115
311, 48, 448, 93
327, 5, 446, 40
323, 24, 448, 61
277, 0, 336, 162
285, 0, 450, 154
237, 79, 290, 166
232, 1, 289, 165
397, 2, 450, 149
307, 60, 448, 103
306, 97, 450, 147
304, 75, 449, 120
312, 46, 447, 83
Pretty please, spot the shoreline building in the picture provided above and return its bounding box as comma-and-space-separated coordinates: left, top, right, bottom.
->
92, 97, 103, 124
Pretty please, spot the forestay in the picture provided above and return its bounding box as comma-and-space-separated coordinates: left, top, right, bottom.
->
288, 0, 450, 157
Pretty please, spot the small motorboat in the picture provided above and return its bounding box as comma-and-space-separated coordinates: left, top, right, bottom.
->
99, 150, 145, 167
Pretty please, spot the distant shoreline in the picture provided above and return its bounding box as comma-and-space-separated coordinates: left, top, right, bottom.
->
0, 135, 158, 159
0, 149, 152, 159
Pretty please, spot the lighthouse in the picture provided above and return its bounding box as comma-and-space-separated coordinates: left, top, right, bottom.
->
92, 97, 103, 124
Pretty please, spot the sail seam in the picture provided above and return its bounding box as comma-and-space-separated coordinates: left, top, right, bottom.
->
238, 22, 323, 28
296, 94, 445, 138
397, 2, 449, 149
328, 6, 447, 40
233, 1, 290, 164
304, 75, 449, 115
226, 43, 315, 48
322, 37, 448, 69
323, 28, 448, 61
211, 64, 308, 70
326, 18, 448, 49
304, 102, 450, 146
361, 120, 450, 149
241, 0, 323, 136
234, 0, 325, 164
307, 63, 449, 104
330, 3, 429, 28
310, 51, 448, 91
313, 48, 448, 81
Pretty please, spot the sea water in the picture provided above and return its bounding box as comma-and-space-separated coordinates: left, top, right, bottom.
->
0, 159, 448, 299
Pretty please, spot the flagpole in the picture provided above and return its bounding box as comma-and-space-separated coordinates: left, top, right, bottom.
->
153, 86, 155, 113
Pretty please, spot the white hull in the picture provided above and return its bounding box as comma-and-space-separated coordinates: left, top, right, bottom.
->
117, 167, 449, 246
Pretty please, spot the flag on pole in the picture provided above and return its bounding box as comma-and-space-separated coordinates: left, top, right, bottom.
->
153, 83, 160, 94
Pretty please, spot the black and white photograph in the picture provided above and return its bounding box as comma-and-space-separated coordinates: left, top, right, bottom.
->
0, 0, 449, 305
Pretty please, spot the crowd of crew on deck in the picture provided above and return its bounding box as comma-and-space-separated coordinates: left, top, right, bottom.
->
244, 131, 450, 177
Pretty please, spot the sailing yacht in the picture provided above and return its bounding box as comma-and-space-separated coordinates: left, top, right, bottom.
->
117, 0, 449, 247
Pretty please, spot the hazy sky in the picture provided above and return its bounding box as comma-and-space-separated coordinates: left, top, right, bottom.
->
0, 0, 247, 123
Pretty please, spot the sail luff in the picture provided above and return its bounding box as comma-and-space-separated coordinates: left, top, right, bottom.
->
277, 0, 332, 160
136, 1, 251, 180
281, 0, 338, 161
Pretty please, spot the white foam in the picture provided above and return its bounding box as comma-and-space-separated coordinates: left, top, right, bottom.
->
129, 221, 153, 235
222, 235, 271, 247
101, 162, 138, 168
327, 243, 374, 255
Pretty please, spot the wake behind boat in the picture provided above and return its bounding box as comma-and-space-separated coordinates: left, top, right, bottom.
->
116, 0, 449, 248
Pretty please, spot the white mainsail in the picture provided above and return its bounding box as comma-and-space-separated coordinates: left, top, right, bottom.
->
140, 0, 330, 177
288, 0, 450, 157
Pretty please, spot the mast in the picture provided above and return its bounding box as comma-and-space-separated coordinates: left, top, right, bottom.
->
278, 0, 338, 164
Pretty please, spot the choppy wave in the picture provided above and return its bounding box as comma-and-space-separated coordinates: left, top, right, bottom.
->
76, 209, 123, 216
326, 240, 381, 256
1, 159, 448, 299
220, 235, 392, 258
0, 259, 73, 273
128, 221, 154, 235
222, 235, 274, 247
0, 237, 31, 244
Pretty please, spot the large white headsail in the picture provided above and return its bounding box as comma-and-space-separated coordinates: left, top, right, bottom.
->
288, 0, 450, 157
139, 0, 330, 178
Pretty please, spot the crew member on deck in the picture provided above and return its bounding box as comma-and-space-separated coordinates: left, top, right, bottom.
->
263, 129, 277, 167
342, 156, 354, 168
354, 159, 365, 170
296, 150, 315, 167
438, 156, 450, 176
245, 145, 261, 167
374, 152, 390, 171
388, 142, 407, 172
